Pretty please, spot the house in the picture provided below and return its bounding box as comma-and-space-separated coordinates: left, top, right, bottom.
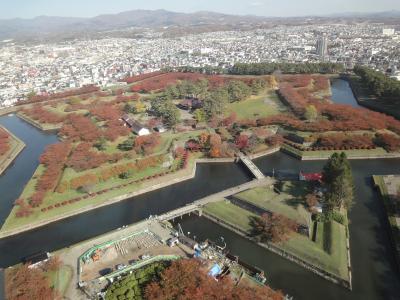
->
178, 98, 203, 110
299, 171, 323, 182
121, 114, 150, 136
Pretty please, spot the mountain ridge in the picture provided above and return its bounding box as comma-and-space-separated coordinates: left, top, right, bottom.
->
0, 9, 398, 41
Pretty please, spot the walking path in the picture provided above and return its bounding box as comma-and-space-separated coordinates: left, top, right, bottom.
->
159, 177, 273, 221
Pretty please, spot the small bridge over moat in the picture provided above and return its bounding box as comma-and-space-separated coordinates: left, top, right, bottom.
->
158, 177, 273, 222
237, 152, 265, 180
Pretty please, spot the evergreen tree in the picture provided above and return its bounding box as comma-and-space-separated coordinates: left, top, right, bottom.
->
203, 87, 228, 119
322, 152, 354, 210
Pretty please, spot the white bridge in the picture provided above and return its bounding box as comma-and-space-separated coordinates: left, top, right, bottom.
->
237, 152, 265, 179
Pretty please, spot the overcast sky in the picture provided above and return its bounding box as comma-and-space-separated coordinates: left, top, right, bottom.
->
1, 0, 399, 19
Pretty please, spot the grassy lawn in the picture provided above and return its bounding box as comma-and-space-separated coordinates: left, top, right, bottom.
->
373, 175, 400, 263
204, 200, 258, 232
47, 265, 73, 296
234, 181, 311, 226
227, 89, 285, 120
46, 103, 88, 116
279, 220, 348, 280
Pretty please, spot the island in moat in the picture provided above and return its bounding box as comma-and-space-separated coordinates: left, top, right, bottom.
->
0, 125, 26, 176
2, 62, 400, 299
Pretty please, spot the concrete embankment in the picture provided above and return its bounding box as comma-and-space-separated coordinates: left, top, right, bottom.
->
202, 212, 352, 290
0, 126, 26, 176
281, 144, 400, 161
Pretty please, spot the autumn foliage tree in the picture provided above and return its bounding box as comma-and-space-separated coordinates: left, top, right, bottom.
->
59, 114, 102, 142
19, 84, 99, 105
21, 104, 65, 124
235, 134, 250, 151
6, 264, 60, 300
374, 133, 400, 152
30, 142, 73, 207
145, 259, 283, 300
208, 134, 222, 158
0, 127, 10, 156
250, 213, 298, 243
134, 133, 161, 155
66, 143, 121, 172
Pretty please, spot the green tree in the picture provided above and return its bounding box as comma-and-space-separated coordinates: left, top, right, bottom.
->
164, 85, 180, 99
304, 105, 318, 121
26, 90, 36, 100
250, 78, 267, 94
227, 80, 252, 102
322, 152, 354, 210
203, 87, 228, 118
194, 108, 206, 123
118, 138, 134, 151
196, 78, 209, 99
123, 103, 134, 113
162, 101, 180, 126
94, 137, 107, 151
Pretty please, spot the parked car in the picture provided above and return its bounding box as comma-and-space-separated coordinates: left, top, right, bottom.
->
99, 268, 112, 276
116, 264, 126, 270
140, 254, 151, 260
167, 237, 179, 247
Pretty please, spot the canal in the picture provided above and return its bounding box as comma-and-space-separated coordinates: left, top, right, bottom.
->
0, 79, 399, 299
0, 115, 58, 224
330, 78, 361, 108
177, 153, 400, 300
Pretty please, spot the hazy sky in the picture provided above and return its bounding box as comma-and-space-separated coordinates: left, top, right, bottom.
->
1, 0, 399, 19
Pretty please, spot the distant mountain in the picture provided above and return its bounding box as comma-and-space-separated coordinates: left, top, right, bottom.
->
0, 9, 399, 41
324, 10, 400, 18
0, 9, 272, 41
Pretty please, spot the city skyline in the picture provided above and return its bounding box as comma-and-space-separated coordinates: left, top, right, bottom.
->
1, 0, 400, 19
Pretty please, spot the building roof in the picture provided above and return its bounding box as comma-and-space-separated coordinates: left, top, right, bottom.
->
300, 171, 323, 181
122, 114, 148, 133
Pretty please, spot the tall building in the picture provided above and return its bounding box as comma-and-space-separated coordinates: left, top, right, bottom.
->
382, 28, 395, 36
316, 35, 328, 60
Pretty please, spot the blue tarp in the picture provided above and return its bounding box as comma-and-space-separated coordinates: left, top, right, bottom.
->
208, 263, 222, 277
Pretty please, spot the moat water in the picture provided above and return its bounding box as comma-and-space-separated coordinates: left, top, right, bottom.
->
0, 80, 399, 300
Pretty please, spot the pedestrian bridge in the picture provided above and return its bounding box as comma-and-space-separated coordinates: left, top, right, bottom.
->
237, 152, 265, 180
158, 177, 273, 222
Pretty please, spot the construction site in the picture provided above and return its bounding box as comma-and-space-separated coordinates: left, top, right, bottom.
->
72, 219, 269, 299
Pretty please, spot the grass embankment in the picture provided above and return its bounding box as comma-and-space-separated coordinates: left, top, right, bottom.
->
348, 75, 400, 120
226, 89, 286, 120
281, 143, 392, 160
0, 152, 202, 233
203, 199, 349, 280
17, 111, 62, 131
0, 126, 26, 175
204, 200, 258, 232
48, 265, 73, 296
234, 181, 311, 226
372, 175, 400, 266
